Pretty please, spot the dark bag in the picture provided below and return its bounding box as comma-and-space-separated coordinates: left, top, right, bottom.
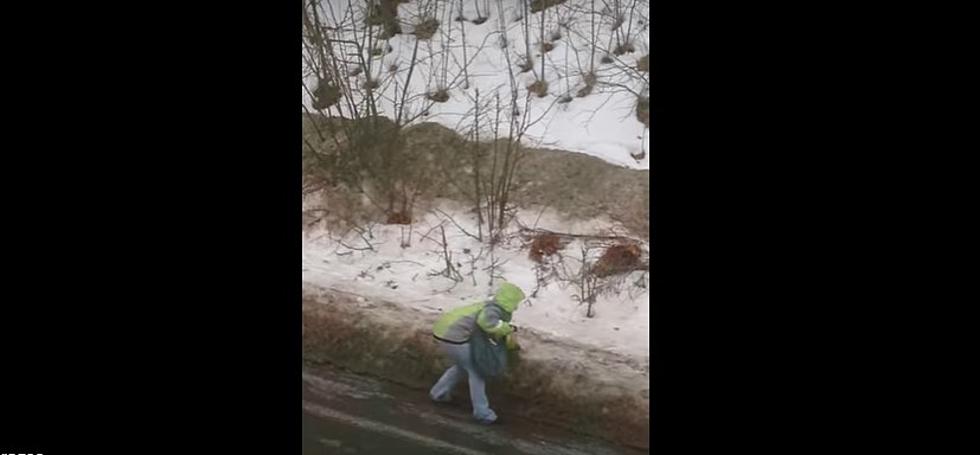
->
469, 328, 508, 379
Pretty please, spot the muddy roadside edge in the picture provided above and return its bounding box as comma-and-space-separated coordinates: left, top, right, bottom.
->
302, 284, 650, 450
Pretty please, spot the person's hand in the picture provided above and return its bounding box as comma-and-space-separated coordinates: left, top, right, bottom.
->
506, 334, 521, 351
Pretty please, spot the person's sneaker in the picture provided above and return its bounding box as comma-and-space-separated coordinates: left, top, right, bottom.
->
474, 410, 498, 424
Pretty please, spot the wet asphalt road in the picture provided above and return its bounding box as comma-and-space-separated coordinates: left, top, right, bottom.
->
302, 365, 646, 454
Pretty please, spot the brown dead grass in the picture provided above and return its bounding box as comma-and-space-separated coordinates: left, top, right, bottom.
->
386, 211, 412, 225
529, 233, 562, 263
302, 117, 649, 239
592, 243, 643, 277
303, 184, 384, 233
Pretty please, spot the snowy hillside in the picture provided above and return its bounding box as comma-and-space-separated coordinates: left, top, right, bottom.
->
302, 0, 651, 169
302, 200, 650, 359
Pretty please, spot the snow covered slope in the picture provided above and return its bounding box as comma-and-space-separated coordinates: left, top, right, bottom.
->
302, 200, 650, 360
303, 0, 651, 169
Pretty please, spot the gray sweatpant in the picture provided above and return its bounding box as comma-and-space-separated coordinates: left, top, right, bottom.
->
429, 341, 496, 423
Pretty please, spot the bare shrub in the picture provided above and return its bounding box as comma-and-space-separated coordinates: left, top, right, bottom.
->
530, 0, 567, 14
611, 14, 625, 31
303, 0, 459, 226
583, 72, 598, 86
414, 17, 440, 40
528, 79, 549, 97
366, 0, 402, 38
381, 22, 403, 39
558, 244, 601, 318
636, 96, 649, 128
427, 88, 450, 103
613, 41, 636, 56
312, 81, 340, 110
576, 72, 597, 97
638, 54, 649, 72
517, 57, 535, 73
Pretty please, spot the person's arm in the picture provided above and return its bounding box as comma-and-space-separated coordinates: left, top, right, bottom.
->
477, 305, 514, 338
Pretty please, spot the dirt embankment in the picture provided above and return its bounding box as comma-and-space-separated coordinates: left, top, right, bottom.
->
302, 284, 650, 450
303, 115, 649, 239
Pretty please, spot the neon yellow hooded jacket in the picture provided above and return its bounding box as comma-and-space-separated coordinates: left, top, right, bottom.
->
432, 283, 524, 343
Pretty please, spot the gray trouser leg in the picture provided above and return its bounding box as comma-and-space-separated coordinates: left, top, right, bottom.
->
432, 341, 496, 422
430, 365, 463, 401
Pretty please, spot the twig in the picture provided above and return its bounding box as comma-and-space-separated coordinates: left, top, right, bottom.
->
417, 221, 448, 246
518, 226, 637, 242
433, 208, 481, 241
429, 225, 464, 282
388, 259, 428, 267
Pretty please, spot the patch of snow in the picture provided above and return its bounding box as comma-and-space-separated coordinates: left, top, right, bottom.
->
302, 200, 649, 360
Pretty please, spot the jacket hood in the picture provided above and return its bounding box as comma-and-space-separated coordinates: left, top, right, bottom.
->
494, 282, 525, 313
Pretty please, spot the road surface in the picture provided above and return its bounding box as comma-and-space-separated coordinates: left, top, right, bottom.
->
302, 364, 647, 454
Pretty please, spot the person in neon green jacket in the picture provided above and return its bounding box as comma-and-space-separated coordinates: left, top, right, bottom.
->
429, 282, 525, 423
